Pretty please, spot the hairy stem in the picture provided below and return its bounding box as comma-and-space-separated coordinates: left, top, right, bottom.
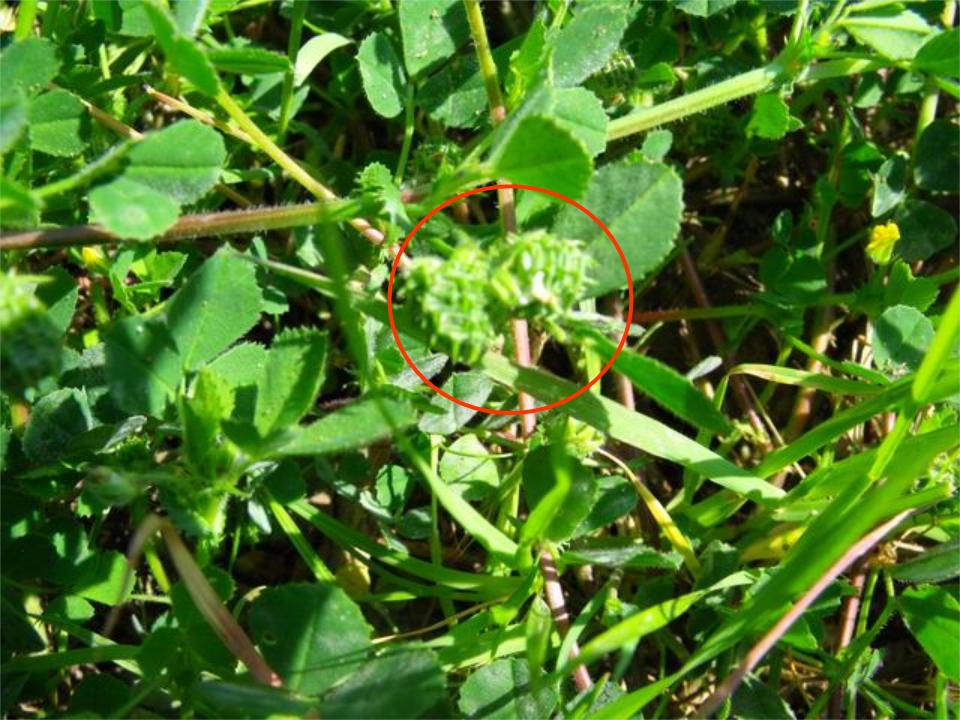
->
0, 201, 355, 251
539, 548, 592, 693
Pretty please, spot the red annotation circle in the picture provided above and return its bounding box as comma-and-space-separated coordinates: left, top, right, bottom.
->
387, 183, 633, 415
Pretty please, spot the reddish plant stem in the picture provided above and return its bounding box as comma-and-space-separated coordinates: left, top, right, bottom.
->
677, 248, 770, 445
830, 559, 867, 719
539, 549, 592, 693
697, 510, 911, 718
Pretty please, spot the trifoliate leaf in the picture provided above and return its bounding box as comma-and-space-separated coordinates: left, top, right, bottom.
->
0, 38, 60, 93
491, 115, 592, 200
458, 658, 556, 719
28, 89, 90, 157
126, 120, 226, 204
250, 583, 371, 695
674, 0, 739, 17
871, 153, 907, 217
357, 32, 406, 119
551, 87, 607, 156
913, 28, 960, 78
35, 266, 79, 334
320, 646, 446, 720
552, 2, 635, 88
900, 585, 960, 681
89, 177, 180, 240
22, 388, 95, 464
895, 199, 957, 262
641, 129, 673, 162
294, 33, 351, 86
179, 367, 235, 479
419, 372, 493, 435
872, 305, 934, 371
841, 8, 934, 61
104, 315, 183, 416
254, 329, 327, 436
0, 89, 28, 154
398, 0, 470, 78
440, 434, 500, 501
165, 248, 264, 371
747, 93, 793, 140
914, 119, 959, 194
553, 158, 683, 297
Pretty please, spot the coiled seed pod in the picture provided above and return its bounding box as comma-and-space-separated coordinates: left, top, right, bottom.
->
402, 242, 501, 364
490, 230, 592, 318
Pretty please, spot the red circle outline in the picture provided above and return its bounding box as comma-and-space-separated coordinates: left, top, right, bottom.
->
387, 183, 633, 415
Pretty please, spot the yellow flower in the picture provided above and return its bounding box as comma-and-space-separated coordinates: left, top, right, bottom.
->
866, 221, 900, 265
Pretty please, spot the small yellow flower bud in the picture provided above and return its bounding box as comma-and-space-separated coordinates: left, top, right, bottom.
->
866, 221, 901, 265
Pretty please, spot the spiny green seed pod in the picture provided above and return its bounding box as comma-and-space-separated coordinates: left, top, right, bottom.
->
402, 242, 501, 364
0, 274, 62, 398
490, 230, 592, 319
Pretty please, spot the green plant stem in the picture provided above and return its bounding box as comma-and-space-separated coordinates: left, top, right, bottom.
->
14, 0, 37, 40
463, 0, 535, 437
607, 63, 783, 141
395, 84, 416, 183
215, 87, 385, 245
0, 201, 358, 251
278, 0, 307, 140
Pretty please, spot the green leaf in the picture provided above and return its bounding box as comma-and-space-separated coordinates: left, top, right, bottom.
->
22, 388, 95, 464
746, 93, 793, 140
278, 395, 417, 456
207, 341, 268, 388
731, 674, 796, 720
320, 646, 446, 719
914, 119, 959, 194
578, 326, 732, 434
70, 549, 134, 604
418, 372, 493, 435
174, 0, 209, 36
171, 566, 236, 675
562, 537, 681, 570
458, 658, 557, 719
894, 199, 957, 262
165, 248, 264, 371
842, 8, 934, 61
641, 129, 673, 162
89, 177, 180, 240
250, 582, 371, 694
28, 88, 90, 155
872, 304, 935, 371
192, 681, 318, 719
551, 88, 607, 156
254, 329, 327, 436
179, 368, 235, 479
207, 46, 291, 75
871, 152, 907, 217
552, 2, 635, 88
357, 32, 407, 119
481, 353, 783, 503
0, 88, 28, 153
674, 0, 739, 17
126, 120, 226, 204
913, 28, 960, 77
553, 158, 683, 297
491, 115, 592, 200
36, 266, 79, 334
505, 19, 547, 109
522, 446, 596, 542
889, 538, 960, 583
143, 0, 220, 96
104, 315, 183, 416
294, 33, 351, 86
899, 585, 960, 681
0, 38, 60, 93
440, 434, 500, 501
398, 0, 470, 78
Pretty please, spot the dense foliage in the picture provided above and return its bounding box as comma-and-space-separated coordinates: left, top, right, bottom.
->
1, 0, 958, 718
